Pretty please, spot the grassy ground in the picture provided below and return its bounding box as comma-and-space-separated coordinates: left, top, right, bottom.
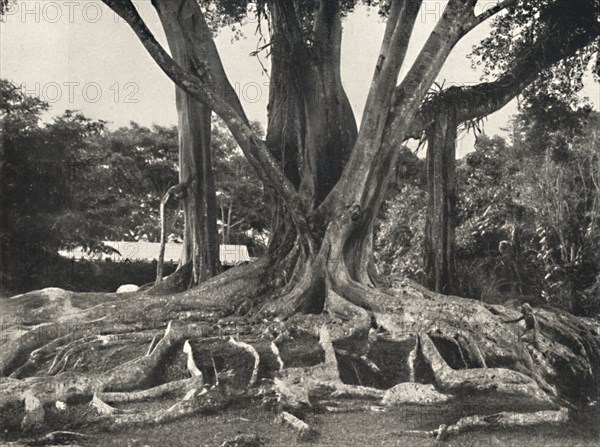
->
3, 402, 597, 447
1, 257, 177, 297
78, 407, 599, 447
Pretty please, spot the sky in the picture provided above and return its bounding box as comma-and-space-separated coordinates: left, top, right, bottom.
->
1, 0, 598, 158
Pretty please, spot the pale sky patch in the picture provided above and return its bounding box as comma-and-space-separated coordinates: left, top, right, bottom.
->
1, 1, 598, 158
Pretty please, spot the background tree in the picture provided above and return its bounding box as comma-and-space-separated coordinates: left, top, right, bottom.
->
89, 122, 180, 243
1, 80, 108, 291
213, 119, 270, 254
374, 146, 427, 282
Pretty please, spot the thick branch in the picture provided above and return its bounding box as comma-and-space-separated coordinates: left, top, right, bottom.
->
470, 0, 516, 27
101, 0, 311, 238
402, 5, 599, 139
319, 0, 472, 230
358, 0, 422, 133
316, 0, 424, 216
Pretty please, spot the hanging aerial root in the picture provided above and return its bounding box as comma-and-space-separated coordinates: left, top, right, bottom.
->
156, 182, 189, 285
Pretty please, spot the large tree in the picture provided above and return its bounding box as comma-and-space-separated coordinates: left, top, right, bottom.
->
1, 0, 600, 441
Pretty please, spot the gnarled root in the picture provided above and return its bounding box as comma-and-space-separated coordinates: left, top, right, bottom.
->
89, 387, 257, 428
1, 321, 209, 429
96, 377, 203, 404
392, 407, 570, 441
435, 407, 569, 440
2, 255, 599, 441
278, 411, 318, 441
418, 332, 557, 410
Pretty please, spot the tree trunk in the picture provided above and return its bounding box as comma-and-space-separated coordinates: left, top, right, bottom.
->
266, 0, 357, 210
264, 0, 358, 287
156, 1, 220, 285
178, 95, 219, 284
424, 106, 458, 294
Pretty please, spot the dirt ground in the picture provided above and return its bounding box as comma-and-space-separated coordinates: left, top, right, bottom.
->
2, 401, 598, 447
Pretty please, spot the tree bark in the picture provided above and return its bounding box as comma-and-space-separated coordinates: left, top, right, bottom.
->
155, 1, 220, 285
178, 96, 219, 284
424, 106, 458, 294
263, 0, 359, 288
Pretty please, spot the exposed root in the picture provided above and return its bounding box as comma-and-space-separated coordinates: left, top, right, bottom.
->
382, 382, 449, 405
146, 335, 158, 355
335, 350, 380, 373
419, 332, 557, 409
270, 342, 284, 371
91, 388, 257, 428
97, 377, 203, 403
2, 255, 599, 441
436, 407, 569, 439
392, 408, 570, 441
11, 331, 161, 379
90, 394, 126, 416
259, 259, 324, 317
274, 326, 387, 413
183, 340, 203, 381
15, 430, 90, 446
320, 402, 386, 414
21, 392, 44, 429
210, 352, 220, 386
278, 411, 318, 441
228, 337, 260, 387
1, 321, 210, 428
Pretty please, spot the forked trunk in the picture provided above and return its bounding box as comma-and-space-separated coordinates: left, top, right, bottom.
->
264, 0, 466, 312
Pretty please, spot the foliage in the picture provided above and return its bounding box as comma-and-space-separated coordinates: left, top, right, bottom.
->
470, 0, 599, 99
1, 80, 107, 293
213, 119, 269, 255
1, 80, 270, 293
376, 96, 600, 316
374, 147, 427, 284
454, 134, 545, 304
91, 121, 180, 242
